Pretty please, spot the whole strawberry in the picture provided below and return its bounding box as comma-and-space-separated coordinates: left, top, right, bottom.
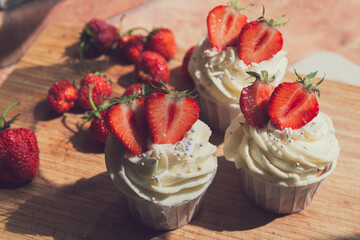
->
79, 18, 119, 65
118, 34, 145, 63
78, 72, 112, 110
0, 102, 39, 184
47, 80, 77, 113
269, 70, 323, 130
122, 83, 145, 97
145, 28, 177, 60
82, 84, 110, 144
238, 9, 286, 65
135, 51, 169, 87
181, 46, 195, 80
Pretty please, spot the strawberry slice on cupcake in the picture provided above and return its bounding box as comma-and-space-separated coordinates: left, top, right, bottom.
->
238, 8, 287, 65
104, 82, 200, 155
207, 0, 248, 52
269, 70, 324, 130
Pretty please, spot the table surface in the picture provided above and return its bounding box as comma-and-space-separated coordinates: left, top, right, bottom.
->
0, 12, 359, 240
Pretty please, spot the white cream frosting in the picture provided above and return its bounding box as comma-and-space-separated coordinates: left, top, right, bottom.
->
188, 36, 288, 104
106, 120, 218, 206
224, 112, 340, 186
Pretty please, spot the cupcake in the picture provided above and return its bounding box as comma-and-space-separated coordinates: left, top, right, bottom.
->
188, 3, 288, 132
104, 87, 217, 230
223, 71, 340, 214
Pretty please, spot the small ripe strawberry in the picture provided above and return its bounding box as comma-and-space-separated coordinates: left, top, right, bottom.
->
47, 80, 77, 113
238, 10, 286, 65
0, 102, 39, 184
79, 18, 119, 65
104, 96, 148, 155
78, 72, 112, 110
82, 84, 110, 144
145, 28, 177, 60
135, 51, 169, 87
122, 83, 145, 96
268, 71, 323, 130
118, 34, 145, 63
181, 46, 195, 80
207, 2, 248, 52
146, 84, 200, 144
89, 110, 109, 144
240, 71, 276, 128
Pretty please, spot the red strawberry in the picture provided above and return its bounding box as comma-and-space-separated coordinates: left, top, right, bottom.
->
268, 71, 323, 130
78, 72, 112, 110
146, 87, 200, 144
0, 102, 39, 184
89, 111, 109, 144
82, 84, 110, 144
181, 46, 195, 80
238, 12, 286, 65
79, 18, 119, 65
47, 80, 77, 113
207, 3, 247, 52
240, 71, 276, 128
118, 34, 145, 63
122, 83, 145, 96
135, 51, 169, 87
145, 28, 177, 60
104, 97, 148, 154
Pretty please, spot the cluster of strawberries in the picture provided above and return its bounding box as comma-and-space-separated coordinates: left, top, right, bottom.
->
80, 18, 177, 87
47, 71, 112, 144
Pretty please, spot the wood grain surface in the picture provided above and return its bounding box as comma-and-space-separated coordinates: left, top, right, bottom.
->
0, 21, 359, 240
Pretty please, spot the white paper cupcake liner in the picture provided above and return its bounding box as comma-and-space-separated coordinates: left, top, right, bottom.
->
125, 191, 205, 230
196, 86, 241, 132
239, 160, 337, 214
105, 134, 217, 230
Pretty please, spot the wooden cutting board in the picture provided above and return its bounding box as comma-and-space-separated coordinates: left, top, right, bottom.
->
0, 21, 359, 240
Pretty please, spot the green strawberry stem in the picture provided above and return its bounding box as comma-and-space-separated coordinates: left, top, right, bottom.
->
246, 70, 276, 83
258, 5, 288, 27
230, 0, 252, 11
82, 84, 101, 123
294, 69, 325, 97
127, 27, 149, 36
151, 80, 197, 99
0, 102, 20, 131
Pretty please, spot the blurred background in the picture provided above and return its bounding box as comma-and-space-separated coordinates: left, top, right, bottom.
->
1, 0, 360, 86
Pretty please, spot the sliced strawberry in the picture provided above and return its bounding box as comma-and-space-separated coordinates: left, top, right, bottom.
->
238, 14, 285, 65
240, 71, 276, 128
207, 4, 247, 52
146, 92, 200, 144
104, 98, 148, 154
269, 71, 323, 130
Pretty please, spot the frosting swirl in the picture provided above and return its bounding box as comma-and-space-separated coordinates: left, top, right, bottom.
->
106, 120, 217, 205
188, 36, 288, 104
224, 112, 340, 186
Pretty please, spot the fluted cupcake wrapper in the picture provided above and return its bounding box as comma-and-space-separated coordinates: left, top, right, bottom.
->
125, 191, 205, 230
196, 86, 240, 133
239, 160, 337, 214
